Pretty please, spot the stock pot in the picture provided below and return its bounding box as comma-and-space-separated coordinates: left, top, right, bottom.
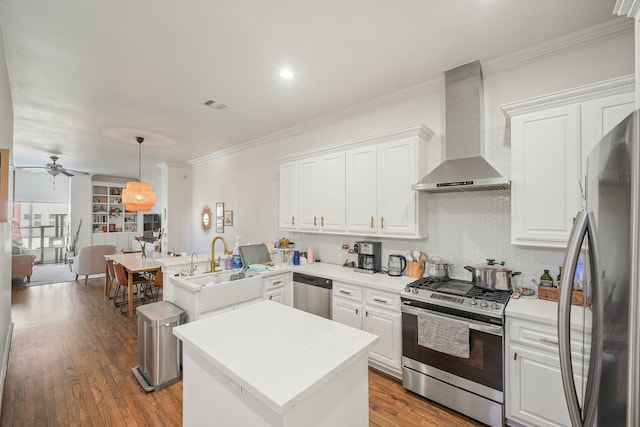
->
464, 259, 521, 291
425, 256, 451, 281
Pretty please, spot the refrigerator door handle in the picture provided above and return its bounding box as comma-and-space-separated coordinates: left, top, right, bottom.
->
558, 211, 604, 427
583, 212, 604, 427
558, 211, 588, 427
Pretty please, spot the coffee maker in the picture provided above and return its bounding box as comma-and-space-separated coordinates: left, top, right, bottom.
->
353, 241, 382, 274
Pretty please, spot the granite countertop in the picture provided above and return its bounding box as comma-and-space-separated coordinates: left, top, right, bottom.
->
173, 300, 378, 415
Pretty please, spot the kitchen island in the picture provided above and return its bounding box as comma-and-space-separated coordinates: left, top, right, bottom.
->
173, 300, 379, 427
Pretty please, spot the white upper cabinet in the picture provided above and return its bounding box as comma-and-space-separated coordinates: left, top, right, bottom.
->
320, 152, 346, 232
510, 105, 581, 247
278, 161, 298, 230
346, 145, 379, 234
378, 138, 417, 236
503, 76, 635, 248
297, 158, 321, 231
279, 125, 433, 239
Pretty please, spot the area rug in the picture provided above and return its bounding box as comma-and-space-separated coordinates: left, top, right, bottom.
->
25, 263, 102, 287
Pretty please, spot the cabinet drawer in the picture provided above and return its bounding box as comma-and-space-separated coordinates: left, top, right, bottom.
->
333, 282, 362, 301
264, 274, 288, 291
364, 288, 400, 310
508, 318, 591, 356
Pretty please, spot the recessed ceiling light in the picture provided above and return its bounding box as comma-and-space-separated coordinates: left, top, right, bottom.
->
204, 99, 227, 110
279, 69, 294, 79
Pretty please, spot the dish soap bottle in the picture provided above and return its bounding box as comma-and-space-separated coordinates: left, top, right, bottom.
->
540, 269, 554, 287
232, 236, 243, 269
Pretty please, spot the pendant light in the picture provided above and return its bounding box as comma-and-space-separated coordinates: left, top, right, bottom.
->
122, 136, 156, 212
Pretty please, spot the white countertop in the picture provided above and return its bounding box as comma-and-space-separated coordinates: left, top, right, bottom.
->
505, 297, 592, 329
269, 262, 415, 293
173, 300, 378, 415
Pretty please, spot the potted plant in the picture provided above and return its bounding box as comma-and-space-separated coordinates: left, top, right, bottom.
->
65, 219, 82, 262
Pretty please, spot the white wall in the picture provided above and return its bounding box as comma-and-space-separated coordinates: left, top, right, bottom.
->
0, 19, 14, 413
186, 24, 633, 285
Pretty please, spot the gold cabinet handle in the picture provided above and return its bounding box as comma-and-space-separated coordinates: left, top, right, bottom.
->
381, 217, 384, 229
314, 216, 317, 226
370, 216, 374, 228
373, 298, 388, 304
355, 308, 359, 315
339, 289, 351, 295
321, 217, 324, 227
269, 295, 273, 300
291, 216, 295, 226
514, 352, 517, 361
365, 311, 369, 317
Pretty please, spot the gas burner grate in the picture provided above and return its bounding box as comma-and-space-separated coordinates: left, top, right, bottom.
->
466, 287, 511, 304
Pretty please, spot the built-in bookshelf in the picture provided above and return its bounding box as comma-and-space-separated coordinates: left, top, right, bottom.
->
92, 182, 139, 233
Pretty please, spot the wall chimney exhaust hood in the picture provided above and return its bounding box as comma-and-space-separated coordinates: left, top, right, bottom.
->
412, 61, 510, 192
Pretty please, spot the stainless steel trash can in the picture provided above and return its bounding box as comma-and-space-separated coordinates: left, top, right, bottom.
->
132, 301, 186, 392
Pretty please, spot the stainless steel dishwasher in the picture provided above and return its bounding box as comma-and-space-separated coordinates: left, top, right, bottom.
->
293, 272, 332, 319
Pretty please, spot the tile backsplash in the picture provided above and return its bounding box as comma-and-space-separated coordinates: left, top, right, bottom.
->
293, 189, 566, 290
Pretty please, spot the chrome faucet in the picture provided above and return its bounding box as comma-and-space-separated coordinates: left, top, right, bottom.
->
211, 236, 230, 272
189, 253, 198, 276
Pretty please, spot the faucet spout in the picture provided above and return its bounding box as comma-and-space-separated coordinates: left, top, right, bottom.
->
211, 236, 230, 272
189, 253, 198, 276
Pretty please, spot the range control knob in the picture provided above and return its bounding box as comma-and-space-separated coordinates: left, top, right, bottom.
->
404, 285, 411, 293
412, 287, 419, 294
491, 302, 500, 310
479, 300, 489, 308
469, 297, 477, 306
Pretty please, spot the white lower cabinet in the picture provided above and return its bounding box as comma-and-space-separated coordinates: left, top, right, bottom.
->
506, 317, 588, 427
262, 272, 292, 306
331, 281, 402, 378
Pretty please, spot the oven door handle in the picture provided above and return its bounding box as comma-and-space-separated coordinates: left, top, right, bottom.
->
401, 303, 503, 336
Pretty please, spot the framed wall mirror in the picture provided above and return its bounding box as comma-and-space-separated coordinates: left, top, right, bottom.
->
201, 205, 212, 233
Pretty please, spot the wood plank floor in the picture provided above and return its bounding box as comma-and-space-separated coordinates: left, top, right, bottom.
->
3, 277, 483, 426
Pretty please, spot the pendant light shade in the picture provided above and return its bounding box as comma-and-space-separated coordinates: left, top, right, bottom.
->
122, 136, 156, 212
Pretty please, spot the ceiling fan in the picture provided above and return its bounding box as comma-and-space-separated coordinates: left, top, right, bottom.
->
17, 155, 89, 177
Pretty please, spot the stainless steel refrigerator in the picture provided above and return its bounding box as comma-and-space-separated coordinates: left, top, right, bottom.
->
558, 110, 640, 426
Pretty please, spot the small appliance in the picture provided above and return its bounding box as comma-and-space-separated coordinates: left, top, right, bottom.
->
353, 241, 381, 274
388, 254, 407, 276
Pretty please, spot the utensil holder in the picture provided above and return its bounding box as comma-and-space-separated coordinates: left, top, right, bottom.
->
408, 261, 424, 278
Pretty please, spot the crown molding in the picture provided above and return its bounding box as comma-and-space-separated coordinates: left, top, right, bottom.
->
614, 0, 640, 18
277, 124, 435, 163
501, 74, 635, 118
483, 17, 633, 76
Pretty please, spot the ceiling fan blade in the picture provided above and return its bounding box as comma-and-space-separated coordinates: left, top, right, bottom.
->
15, 166, 45, 170
61, 170, 74, 177
64, 169, 90, 176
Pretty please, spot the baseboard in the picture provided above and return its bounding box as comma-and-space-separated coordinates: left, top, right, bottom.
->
0, 319, 14, 419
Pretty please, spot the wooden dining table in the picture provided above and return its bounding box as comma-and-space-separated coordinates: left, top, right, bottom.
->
105, 253, 161, 316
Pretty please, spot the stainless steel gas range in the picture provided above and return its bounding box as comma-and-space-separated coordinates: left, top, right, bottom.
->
401, 277, 510, 427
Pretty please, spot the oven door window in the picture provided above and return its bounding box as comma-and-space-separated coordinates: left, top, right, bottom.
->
402, 312, 503, 392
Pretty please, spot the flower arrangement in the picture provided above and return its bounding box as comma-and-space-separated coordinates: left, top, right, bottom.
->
135, 236, 147, 258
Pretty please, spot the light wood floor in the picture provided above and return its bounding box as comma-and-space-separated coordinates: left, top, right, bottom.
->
3, 277, 483, 426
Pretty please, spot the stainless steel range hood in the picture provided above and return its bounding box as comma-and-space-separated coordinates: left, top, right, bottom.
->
412, 61, 510, 192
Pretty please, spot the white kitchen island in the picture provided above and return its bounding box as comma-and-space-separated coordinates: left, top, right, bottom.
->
173, 300, 378, 427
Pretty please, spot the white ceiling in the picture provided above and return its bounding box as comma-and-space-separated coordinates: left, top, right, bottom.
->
0, 0, 623, 179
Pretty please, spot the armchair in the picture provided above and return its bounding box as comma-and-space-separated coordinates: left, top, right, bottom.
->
72, 245, 117, 285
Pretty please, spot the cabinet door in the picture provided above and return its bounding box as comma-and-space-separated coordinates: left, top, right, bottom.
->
265, 289, 284, 304
507, 344, 585, 427
297, 158, 320, 231
580, 91, 636, 180
332, 297, 362, 329
279, 162, 298, 230
320, 152, 346, 232
511, 105, 581, 247
363, 306, 402, 371
378, 138, 417, 236
346, 146, 378, 233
